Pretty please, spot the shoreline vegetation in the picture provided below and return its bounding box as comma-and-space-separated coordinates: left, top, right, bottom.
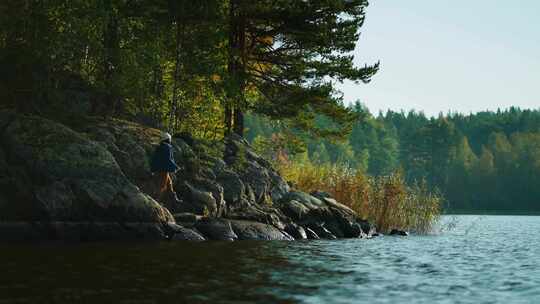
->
276, 159, 441, 234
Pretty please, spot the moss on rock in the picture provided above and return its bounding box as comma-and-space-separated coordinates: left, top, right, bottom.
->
0, 112, 173, 223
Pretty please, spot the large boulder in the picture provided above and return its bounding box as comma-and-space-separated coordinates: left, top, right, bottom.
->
224, 134, 289, 205
216, 169, 251, 212
0, 112, 173, 240
73, 118, 204, 206
173, 179, 225, 217
73, 117, 163, 195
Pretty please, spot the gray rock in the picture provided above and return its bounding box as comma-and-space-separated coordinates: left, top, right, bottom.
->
174, 181, 218, 216
173, 213, 199, 226
167, 224, 206, 241
308, 224, 337, 240
187, 182, 216, 210
268, 170, 290, 202
195, 218, 238, 241
358, 219, 377, 237
226, 204, 289, 230
280, 199, 310, 221
0, 113, 174, 224
284, 223, 307, 240
76, 118, 163, 192
321, 221, 346, 238
389, 229, 408, 236
282, 190, 366, 239
216, 170, 246, 208
304, 227, 320, 240
229, 220, 293, 241
122, 222, 168, 240
240, 161, 271, 204
280, 191, 326, 210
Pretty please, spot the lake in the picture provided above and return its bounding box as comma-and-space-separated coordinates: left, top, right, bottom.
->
1, 215, 539, 303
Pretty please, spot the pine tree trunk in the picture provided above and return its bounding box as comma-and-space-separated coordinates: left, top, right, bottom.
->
169, 16, 182, 133
234, 9, 246, 137
234, 106, 244, 136
226, 0, 238, 137
227, 0, 246, 137
225, 104, 233, 136
98, 0, 121, 116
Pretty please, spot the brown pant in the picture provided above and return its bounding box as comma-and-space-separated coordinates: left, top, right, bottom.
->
157, 172, 174, 198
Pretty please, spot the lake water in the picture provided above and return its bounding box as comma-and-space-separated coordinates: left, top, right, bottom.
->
1, 215, 539, 303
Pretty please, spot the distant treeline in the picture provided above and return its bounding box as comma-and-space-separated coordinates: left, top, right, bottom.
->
246, 103, 540, 212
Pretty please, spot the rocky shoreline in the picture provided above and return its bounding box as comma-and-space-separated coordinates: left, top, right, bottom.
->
0, 111, 377, 242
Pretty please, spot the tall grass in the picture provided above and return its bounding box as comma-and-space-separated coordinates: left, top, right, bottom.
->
277, 158, 441, 234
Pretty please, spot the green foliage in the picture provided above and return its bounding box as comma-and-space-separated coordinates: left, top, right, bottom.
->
0, 0, 376, 142
224, 0, 378, 136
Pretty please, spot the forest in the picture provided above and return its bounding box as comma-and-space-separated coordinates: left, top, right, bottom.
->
245, 104, 540, 213
0, 1, 377, 138
1, 1, 537, 215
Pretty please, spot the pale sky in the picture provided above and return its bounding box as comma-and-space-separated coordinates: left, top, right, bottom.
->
338, 0, 540, 116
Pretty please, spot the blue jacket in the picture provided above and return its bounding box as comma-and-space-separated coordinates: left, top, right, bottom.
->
150, 142, 180, 173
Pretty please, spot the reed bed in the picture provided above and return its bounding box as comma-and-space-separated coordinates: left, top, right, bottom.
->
277, 159, 441, 234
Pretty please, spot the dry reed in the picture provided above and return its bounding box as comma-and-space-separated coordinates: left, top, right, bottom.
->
277, 158, 441, 234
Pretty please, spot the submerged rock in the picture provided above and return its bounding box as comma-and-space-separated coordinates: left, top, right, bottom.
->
358, 220, 377, 237
389, 229, 409, 236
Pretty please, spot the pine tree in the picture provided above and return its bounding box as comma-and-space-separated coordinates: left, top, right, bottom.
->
224, 0, 379, 137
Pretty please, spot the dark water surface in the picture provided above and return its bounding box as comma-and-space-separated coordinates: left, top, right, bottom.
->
1, 215, 539, 303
